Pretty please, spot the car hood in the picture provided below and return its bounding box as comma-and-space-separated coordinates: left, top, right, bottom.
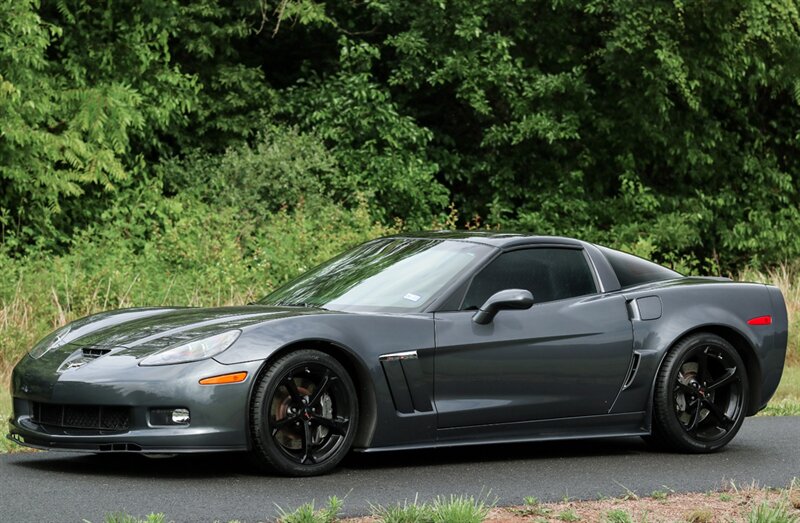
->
52, 305, 326, 357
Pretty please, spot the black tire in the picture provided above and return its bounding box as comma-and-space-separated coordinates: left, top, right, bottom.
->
650, 332, 749, 453
250, 349, 359, 476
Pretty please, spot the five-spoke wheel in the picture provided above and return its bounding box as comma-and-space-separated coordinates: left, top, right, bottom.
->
650, 333, 748, 452
250, 349, 358, 475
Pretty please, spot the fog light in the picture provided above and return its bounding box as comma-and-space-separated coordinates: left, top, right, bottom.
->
171, 408, 190, 424
149, 407, 191, 426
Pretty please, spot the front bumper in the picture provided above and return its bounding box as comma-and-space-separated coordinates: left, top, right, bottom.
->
8, 355, 264, 454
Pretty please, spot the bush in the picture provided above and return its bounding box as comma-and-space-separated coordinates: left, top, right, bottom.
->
0, 194, 392, 375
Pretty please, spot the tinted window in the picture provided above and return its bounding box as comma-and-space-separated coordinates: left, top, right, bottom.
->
260, 239, 493, 312
598, 246, 682, 288
462, 248, 596, 309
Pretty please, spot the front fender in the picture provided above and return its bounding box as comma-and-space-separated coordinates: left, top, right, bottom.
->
216, 312, 438, 449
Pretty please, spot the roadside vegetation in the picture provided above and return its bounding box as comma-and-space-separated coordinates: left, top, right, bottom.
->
89, 480, 800, 522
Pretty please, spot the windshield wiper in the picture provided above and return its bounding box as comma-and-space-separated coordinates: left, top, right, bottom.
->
275, 302, 328, 311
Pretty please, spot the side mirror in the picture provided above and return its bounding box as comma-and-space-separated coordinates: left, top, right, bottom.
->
472, 289, 534, 325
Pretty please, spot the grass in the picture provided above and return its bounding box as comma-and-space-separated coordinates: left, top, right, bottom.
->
746, 498, 799, 523
0, 387, 11, 453
370, 495, 493, 523
371, 496, 433, 523
556, 508, 580, 521
761, 366, 800, 416
603, 509, 634, 523
277, 497, 344, 523
102, 514, 167, 523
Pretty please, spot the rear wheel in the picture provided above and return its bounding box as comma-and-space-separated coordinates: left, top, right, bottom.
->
250, 349, 358, 476
650, 333, 748, 452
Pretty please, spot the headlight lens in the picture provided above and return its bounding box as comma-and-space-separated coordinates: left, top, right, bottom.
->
140, 330, 241, 366
29, 324, 72, 359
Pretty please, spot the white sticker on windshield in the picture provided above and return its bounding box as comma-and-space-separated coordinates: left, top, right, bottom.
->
403, 293, 421, 302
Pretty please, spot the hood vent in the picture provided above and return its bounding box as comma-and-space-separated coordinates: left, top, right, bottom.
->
82, 347, 112, 359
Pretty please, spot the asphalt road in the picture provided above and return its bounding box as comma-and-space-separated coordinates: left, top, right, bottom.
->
2, 417, 799, 523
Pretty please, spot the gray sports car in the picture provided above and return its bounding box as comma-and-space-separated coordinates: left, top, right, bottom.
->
7, 232, 788, 476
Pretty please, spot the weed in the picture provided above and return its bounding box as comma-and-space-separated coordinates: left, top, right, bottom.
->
557, 508, 580, 521
524, 496, 539, 506
614, 482, 639, 501
746, 498, 799, 523
430, 494, 492, 523
684, 508, 714, 523
650, 490, 668, 501
103, 513, 167, 523
604, 509, 633, 523
372, 497, 432, 523
277, 496, 343, 523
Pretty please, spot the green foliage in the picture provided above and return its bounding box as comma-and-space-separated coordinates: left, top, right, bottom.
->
277, 496, 343, 523
4, 0, 800, 271
650, 490, 668, 501
557, 508, 581, 522
103, 513, 167, 523
430, 495, 492, 523
0, 0, 139, 249
371, 494, 492, 523
604, 509, 634, 523
0, 193, 391, 375
372, 498, 434, 523
283, 37, 449, 228
163, 125, 355, 218
746, 497, 799, 523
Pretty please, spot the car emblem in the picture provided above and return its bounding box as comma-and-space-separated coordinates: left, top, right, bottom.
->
65, 360, 88, 371
21, 384, 30, 393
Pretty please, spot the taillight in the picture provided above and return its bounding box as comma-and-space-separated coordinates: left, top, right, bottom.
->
747, 315, 772, 326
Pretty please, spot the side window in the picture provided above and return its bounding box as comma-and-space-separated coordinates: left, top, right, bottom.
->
461, 248, 597, 310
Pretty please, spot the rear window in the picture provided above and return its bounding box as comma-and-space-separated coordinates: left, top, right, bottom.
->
598, 246, 682, 288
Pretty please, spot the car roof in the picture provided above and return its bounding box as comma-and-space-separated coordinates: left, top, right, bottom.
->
390, 231, 583, 249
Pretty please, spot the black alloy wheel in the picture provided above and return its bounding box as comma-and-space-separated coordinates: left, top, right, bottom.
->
650, 332, 748, 452
250, 349, 358, 476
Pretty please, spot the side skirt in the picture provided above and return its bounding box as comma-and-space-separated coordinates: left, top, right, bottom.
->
354, 411, 647, 453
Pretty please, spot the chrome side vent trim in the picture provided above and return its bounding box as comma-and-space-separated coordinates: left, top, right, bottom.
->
379, 350, 418, 361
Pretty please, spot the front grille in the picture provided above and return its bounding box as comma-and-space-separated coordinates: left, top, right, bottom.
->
31, 402, 131, 431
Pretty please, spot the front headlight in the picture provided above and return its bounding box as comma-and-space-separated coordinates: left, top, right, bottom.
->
140, 330, 241, 366
29, 324, 72, 359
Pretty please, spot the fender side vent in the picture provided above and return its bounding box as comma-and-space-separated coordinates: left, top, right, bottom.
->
623, 352, 641, 389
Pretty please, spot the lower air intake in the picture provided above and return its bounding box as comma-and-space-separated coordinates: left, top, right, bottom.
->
31, 402, 131, 431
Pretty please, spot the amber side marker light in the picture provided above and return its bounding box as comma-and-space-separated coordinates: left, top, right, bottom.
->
199, 372, 248, 385
747, 315, 772, 326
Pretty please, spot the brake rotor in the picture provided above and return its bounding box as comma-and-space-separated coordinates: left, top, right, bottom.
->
272, 378, 333, 450
676, 362, 710, 426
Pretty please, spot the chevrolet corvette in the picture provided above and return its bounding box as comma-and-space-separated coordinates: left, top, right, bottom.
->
7, 232, 788, 476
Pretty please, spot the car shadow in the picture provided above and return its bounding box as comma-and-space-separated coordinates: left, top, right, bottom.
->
8, 436, 650, 479
7, 451, 258, 479
342, 436, 649, 470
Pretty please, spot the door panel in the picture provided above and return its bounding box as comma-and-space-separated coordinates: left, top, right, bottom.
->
433, 294, 633, 428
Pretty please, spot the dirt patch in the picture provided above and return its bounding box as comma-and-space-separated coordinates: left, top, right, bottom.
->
488, 489, 799, 523
346, 483, 800, 523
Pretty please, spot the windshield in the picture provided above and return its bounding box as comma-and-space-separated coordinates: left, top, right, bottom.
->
259, 238, 494, 312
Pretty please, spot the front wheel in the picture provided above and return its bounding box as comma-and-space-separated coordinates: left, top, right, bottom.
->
650, 333, 748, 453
250, 349, 359, 476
